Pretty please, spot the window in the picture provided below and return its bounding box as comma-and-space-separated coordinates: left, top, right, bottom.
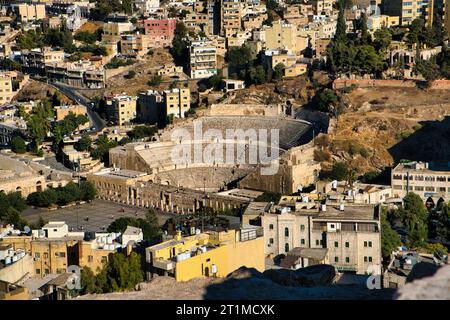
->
345, 242, 349, 248
269, 238, 274, 244
300, 224, 305, 231
34, 252, 40, 259
334, 241, 339, 248
345, 257, 350, 263
44, 252, 49, 259
44, 269, 50, 275
269, 224, 274, 230
36, 269, 41, 274
335, 257, 339, 262
369, 257, 372, 262
368, 241, 372, 248
364, 256, 367, 262
101, 256, 108, 263
88, 255, 93, 262
284, 227, 289, 237
364, 241, 368, 247
316, 239, 320, 246
301, 239, 305, 245
285, 243, 289, 253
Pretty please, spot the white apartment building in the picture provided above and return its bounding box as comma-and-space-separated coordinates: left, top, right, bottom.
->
260, 203, 382, 275
391, 161, 450, 203
188, 38, 218, 79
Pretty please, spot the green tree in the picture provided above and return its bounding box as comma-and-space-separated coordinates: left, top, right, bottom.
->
226, 45, 252, 66
27, 99, 53, 153
148, 74, 162, 86
74, 31, 97, 44
56, 182, 82, 205
254, 192, 281, 203
90, 135, 118, 166
360, 12, 370, 45
381, 209, 401, 259
10, 136, 26, 154
335, 0, 347, 43
125, 70, 136, 79
171, 22, 189, 65
206, 74, 224, 90
316, 89, 338, 112
80, 181, 97, 201
273, 63, 285, 80
395, 192, 429, 247
80, 267, 98, 294
373, 27, 392, 53
27, 189, 58, 207
128, 125, 157, 140
330, 162, 349, 181
75, 135, 92, 152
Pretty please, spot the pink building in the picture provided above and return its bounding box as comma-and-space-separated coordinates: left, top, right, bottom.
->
143, 18, 177, 47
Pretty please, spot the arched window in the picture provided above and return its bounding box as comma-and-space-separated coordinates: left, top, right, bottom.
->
284, 227, 289, 237
285, 243, 289, 253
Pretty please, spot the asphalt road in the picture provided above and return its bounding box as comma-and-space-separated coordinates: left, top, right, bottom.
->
31, 77, 106, 132
22, 199, 176, 233
50, 82, 106, 132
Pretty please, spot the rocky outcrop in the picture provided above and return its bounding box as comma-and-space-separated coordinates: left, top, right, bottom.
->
263, 265, 336, 287
395, 265, 450, 300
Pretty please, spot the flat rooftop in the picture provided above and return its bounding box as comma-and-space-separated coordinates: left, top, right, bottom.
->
314, 205, 378, 221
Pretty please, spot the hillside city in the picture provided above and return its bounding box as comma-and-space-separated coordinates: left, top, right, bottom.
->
0, 0, 449, 301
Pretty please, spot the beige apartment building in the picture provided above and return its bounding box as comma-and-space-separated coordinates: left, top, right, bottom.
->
382, 0, 435, 26
102, 22, 135, 42
15, 4, 46, 22
261, 203, 382, 275
22, 47, 65, 71
309, 0, 334, 15
263, 21, 308, 54
220, 0, 244, 37
107, 95, 137, 126
0, 74, 15, 106
391, 161, 450, 202
163, 88, 191, 119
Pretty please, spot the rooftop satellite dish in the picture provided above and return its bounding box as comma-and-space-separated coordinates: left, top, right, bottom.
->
24, 226, 31, 234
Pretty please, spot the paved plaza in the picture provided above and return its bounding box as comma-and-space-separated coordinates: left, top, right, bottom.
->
22, 200, 175, 232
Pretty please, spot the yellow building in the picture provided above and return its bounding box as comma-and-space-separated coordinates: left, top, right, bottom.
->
31, 239, 79, 277
146, 227, 265, 282
108, 95, 137, 126
263, 21, 307, 54
16, 4, 46, 22
0, 73, 15, 105
163, 88, 191, 119
382, 0, 434, 26
0, 71, 29, 105
78, 241, 114, 273
102, 22, 135, 42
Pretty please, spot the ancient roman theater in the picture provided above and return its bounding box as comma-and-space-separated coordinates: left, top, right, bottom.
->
109, 104, 321, 195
